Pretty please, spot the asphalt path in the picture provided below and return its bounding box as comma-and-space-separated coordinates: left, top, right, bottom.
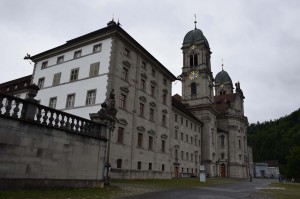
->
120, 178, 277, 199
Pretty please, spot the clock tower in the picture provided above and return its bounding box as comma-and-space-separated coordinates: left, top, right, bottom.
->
180, 21, 218, 177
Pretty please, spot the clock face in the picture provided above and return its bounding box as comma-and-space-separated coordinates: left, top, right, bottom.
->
189, 71, 198, 80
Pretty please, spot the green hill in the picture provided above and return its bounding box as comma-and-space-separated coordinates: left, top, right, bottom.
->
247, 108, 300, 178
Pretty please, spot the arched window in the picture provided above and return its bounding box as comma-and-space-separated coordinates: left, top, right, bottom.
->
191, 83, 197, 95
220, 89, 226, 95
189, 54, 198, 67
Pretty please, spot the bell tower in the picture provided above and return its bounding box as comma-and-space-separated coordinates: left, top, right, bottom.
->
180, 19, 218, 177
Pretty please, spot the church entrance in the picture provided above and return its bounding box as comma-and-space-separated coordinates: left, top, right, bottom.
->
220, 163, 226, 177
174, 166, 179, 178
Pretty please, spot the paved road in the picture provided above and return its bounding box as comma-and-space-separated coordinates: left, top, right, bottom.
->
120, 178, 276, 199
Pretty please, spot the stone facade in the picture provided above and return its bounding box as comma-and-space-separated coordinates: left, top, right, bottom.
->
0, 19, 252, 179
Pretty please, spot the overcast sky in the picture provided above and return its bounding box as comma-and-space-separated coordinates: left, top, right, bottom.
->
1, 0, 299, 124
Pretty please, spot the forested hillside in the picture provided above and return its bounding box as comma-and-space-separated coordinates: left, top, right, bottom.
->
247, 108, 300, 178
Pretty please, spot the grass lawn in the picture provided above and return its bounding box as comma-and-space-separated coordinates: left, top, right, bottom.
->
0, 178, 239, 199
259, 182, 300, 199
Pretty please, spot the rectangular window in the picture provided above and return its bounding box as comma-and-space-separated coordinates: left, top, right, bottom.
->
117, 159, 122, 169
52, 72, 61, 86
57, 56, 64, 64
120, 94, 126, 109
139, 103, 144, 117
191, 136, 193, 144
138, 133, 143, 148
181, 117, 183, 124
191, 122, 193, 129
121, 67, 128, 81
162, 140, 165, 153
148, 136, 153, 150
66, 94, 75, 108
163, 93, 167, 105
41, 61, 48, 69
186, 152, 189, 161
175, 130, 178, 139
89, 62, 100, 77
186, 135, 188, 142
148, 163, 152, 170
74, 50, 82, 59
124, 48, 130, 57
181, 132, 183, 141
137, 161, 141, 170
142, 61, 146, 70
86, 90, 96, 105
117, 127, 124, 144
150, 85, 155, 97
163, 78, 167, 85
49, 97, 57, 109
93, 44, 102, 53
186, 120, 188, 127
181, 151, 184, 160
150, 108, 154, 121
175, 149, 178, 159
191, 153, 193, 162
38, 77, 45, 89
175, 114, 178, 122
70, 68, 79, 81
151, 68, 156, 77
140, 79, 145, 91
162, 164, 165, 171
162, 114, 166, 127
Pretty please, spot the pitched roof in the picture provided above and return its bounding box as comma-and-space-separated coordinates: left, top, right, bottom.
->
172, 95, 203, 126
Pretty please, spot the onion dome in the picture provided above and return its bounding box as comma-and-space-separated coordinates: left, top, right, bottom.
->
215, 69, 232, 84
183, 28, 209, 47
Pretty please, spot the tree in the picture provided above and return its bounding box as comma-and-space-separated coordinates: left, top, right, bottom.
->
286, 145, 300, 178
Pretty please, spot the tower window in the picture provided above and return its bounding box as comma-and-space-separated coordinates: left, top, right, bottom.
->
189, 54, 198, 67
220, 89, 226, 95
191, 83, 197, 95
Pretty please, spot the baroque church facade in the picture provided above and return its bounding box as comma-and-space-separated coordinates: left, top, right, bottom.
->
0, 19, 252, 179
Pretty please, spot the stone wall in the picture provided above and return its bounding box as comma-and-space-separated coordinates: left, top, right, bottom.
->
0, 92, 108, 188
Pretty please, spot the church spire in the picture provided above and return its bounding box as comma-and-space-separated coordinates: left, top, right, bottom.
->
194, 14, 197, 29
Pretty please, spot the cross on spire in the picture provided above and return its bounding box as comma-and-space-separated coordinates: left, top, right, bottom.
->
194, 14, 197, 29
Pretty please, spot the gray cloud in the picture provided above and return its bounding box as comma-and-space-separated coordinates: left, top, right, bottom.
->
1, 0, 299, 123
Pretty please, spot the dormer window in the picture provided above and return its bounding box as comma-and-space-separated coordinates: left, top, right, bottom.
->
57, 56, 64, 64
41, 61, 48, 69
189, 54, 198, 67
74, 50, 82, 59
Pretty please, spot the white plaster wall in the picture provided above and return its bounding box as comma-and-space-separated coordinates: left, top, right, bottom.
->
32, 38, 112, 119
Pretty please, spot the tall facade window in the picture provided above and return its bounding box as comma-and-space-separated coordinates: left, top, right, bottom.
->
161, 140, 166, 153
163, 93, 167, 104
220, 135, 225, 147
57, 56, 64, 64
38, 78, 45, 89
162, 164, 165, 171
124, 48, 130, 57
49, 97, 57, 109
137, 161, 141, 170
52, 73, 61, 86
66, 94, 75, 108
150, 85, 155, 97
175, 130, 178, 139
186, 152, 189, 161
70, 68, 79, 81
239, 139, 241, 148
189, 54, 198, 67
151, 68, 156, 77
191, 153, 194, 162
186, 135, 188, 142
181, 151, 184, 160
41, 61, 48, 69
121, 67, 128, 81
191, 83, 197, 95
139, 103, 144, 116
137, 133, 143, 148
148, 136, 153, 150
140, 79, 146, 91
175, 114, 178, 122
150, 108, 154, 121
181, 132, 183, 141
120, 94, 126, 109
148, 163, 152, 170
89, 62, 100, 77
117, 127, 124, 144
142, 61, 147, 70
93, 44, 102, 53
117, 159, 122, 169
86, 90, 96, 105
181, 117, 183, 124
175, 149, 178, 159
162, 114, 166, 127
74, 50, 82, 59
163, 78, 167, 85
